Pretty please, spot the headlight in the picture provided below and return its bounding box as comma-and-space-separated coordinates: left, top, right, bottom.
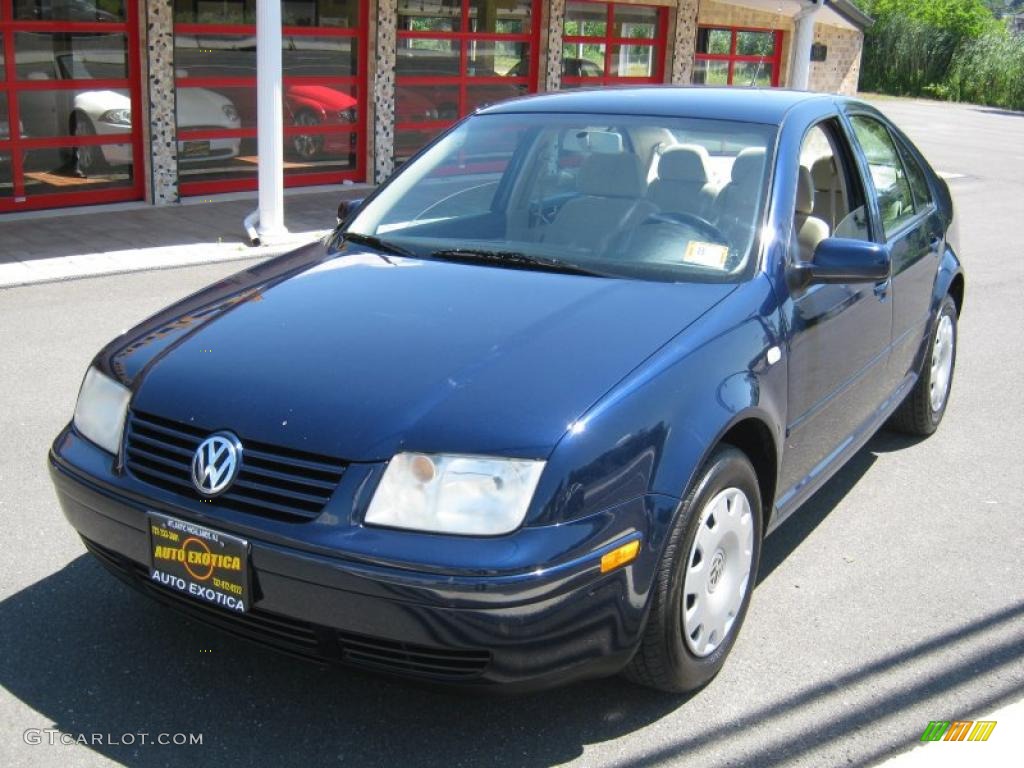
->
73, 367, 130, 455
365, 453, 545, 536
222, 104, 239, 123
99, 109, 132, 126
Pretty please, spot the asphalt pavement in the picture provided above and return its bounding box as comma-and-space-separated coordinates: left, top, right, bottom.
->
0, 96, 1021, 768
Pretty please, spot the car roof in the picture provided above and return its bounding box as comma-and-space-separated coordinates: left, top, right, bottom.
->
479, 86, 837, 125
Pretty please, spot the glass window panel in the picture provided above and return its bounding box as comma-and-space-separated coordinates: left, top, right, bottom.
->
285, 83, 358, 135
564, 2, 606, 36
14, 0, 126, 22
175, 34, 257, 78
174, 0, 255, 24
178, 135, 257, 185
395, 127, 446, 163
397, 83, 455, 122
22, 143, 133, 192
468, 0, 532, 34
176, 85, 250, 129
609, 44, 656, 77
18, 88, 132, 139
284, 35, 357, 77
283, 0, 360, 27
398, 0, 461, 34
562, 44, 605, 76
692, 59, 729, 85
0, 39, 5, 81
15, 32, 129, 80
898, 142, 933, 208
396, 39, 460, 77
0, 154, 12, 197
850, 115, 916, 237
467, 41, 528, 77
612, 4, 657, 39
0, 94, 9, 141
285, 128, 356, 167
466, 82, 526, 112
696, 28, 731, 55
736, 30, 775, 57
732, 61, 772, 87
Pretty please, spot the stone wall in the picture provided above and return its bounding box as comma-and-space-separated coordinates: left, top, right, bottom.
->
670, 0, 700, 84
145, 0, 178, 205
372, 0, 397, 183
808, 23, 863, 95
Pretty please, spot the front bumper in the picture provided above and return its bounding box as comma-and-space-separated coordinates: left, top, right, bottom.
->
50, 429, 673, 691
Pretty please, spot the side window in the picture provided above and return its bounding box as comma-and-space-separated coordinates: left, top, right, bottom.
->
897, 141, 934, 211
793, 120, 870, 262
849, 115, 916, 238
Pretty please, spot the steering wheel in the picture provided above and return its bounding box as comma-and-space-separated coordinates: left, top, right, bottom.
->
641, 211, 727, 244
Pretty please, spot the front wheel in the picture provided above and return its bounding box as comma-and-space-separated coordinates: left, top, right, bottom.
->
889, 294, 958, 436
624, 445, 762, 693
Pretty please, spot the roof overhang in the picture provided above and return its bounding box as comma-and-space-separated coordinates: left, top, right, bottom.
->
704, 0, 873, 31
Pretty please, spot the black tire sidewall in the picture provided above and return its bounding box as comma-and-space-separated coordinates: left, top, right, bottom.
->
660, 446, 763, 689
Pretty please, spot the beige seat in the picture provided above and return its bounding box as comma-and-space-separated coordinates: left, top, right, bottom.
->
713, 147, 766, 252
811, 155, 844, 231
647, 145, 717, 218
543, 152, 656, 253
795, 166, 830, 262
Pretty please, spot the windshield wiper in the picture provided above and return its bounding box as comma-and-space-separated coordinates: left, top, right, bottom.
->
429, 248, 606, 277
341, 231, 416, 259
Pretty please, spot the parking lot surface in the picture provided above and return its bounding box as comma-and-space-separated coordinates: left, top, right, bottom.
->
0, 97, 1021, 767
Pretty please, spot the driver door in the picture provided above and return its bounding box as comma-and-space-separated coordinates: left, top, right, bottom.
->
779, 119, 893, 501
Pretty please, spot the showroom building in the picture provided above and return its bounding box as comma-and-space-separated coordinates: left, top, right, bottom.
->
0, 0, 870, 213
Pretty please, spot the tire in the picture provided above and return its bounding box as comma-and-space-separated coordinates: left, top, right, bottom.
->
624, 444, 763, 693
291, 110, 324, 160
889, 294, 958, 436
72, 113, 106, 177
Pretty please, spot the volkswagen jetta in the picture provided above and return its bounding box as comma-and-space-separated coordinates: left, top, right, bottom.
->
50, 88, 964, 692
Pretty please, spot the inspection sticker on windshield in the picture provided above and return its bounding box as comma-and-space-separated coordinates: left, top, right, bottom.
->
683, 241, 730, 269
148, 512, 250, 613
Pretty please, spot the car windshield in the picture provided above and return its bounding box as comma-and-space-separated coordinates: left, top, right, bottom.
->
347, 112, 776, 283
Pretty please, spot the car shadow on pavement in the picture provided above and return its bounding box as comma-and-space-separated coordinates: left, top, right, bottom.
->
757, 429, 924, 585
0, 554, 685, 768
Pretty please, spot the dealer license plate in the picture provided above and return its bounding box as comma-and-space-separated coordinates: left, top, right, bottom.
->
148, 512, 250, 613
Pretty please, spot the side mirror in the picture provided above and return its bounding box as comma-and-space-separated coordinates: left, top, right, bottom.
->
789, 238, 890, 290
337, 197, 365, 225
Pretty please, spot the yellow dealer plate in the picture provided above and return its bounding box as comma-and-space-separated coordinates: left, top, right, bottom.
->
148, 512, 250, 613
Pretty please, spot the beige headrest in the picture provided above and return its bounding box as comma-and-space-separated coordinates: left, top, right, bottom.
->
811, 155, 838, 188
797, 166, 815, 216
578, 153, 643, 197
658, 145, 709, 184
731, 147, 766, 184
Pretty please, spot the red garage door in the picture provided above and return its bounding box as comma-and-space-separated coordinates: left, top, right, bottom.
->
561, 1, 668, 88
173, 0, 368, 196
693, 26, 783, 87
395, 0, 540, 162
0, 0, 144, 212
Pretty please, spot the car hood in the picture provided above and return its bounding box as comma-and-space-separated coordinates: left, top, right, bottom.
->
116, 246, 735, 461
177, 87, 234, 128
287, 84, 357, 111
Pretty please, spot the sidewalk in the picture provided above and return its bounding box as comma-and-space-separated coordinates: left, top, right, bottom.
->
0, 185, 370, 289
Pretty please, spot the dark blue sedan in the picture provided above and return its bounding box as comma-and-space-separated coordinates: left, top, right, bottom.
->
50, 88, 964, 692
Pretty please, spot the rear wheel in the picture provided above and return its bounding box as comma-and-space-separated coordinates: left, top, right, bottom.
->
889, 294, 958, 436
72, 113, 105, 178
624, 445, 762, 693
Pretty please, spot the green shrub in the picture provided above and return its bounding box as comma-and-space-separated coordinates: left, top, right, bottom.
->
947, 30, 1024, 109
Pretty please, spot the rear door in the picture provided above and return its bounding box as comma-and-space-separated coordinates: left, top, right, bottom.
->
846, 113, 941, 392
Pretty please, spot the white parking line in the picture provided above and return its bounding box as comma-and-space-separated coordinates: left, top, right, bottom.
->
937, 171, 966, 180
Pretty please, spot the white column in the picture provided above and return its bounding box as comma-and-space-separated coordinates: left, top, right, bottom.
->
256, 0, 287, 239
790, 0, 822, 91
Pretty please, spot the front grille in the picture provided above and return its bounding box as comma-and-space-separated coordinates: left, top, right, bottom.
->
124, 410, 346, 523
83, 537, 491, 680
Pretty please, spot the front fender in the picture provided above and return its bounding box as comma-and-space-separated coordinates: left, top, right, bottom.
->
528, 276, 787, 546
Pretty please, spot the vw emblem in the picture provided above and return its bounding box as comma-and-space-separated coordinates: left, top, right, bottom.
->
191, 432, 242, 497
